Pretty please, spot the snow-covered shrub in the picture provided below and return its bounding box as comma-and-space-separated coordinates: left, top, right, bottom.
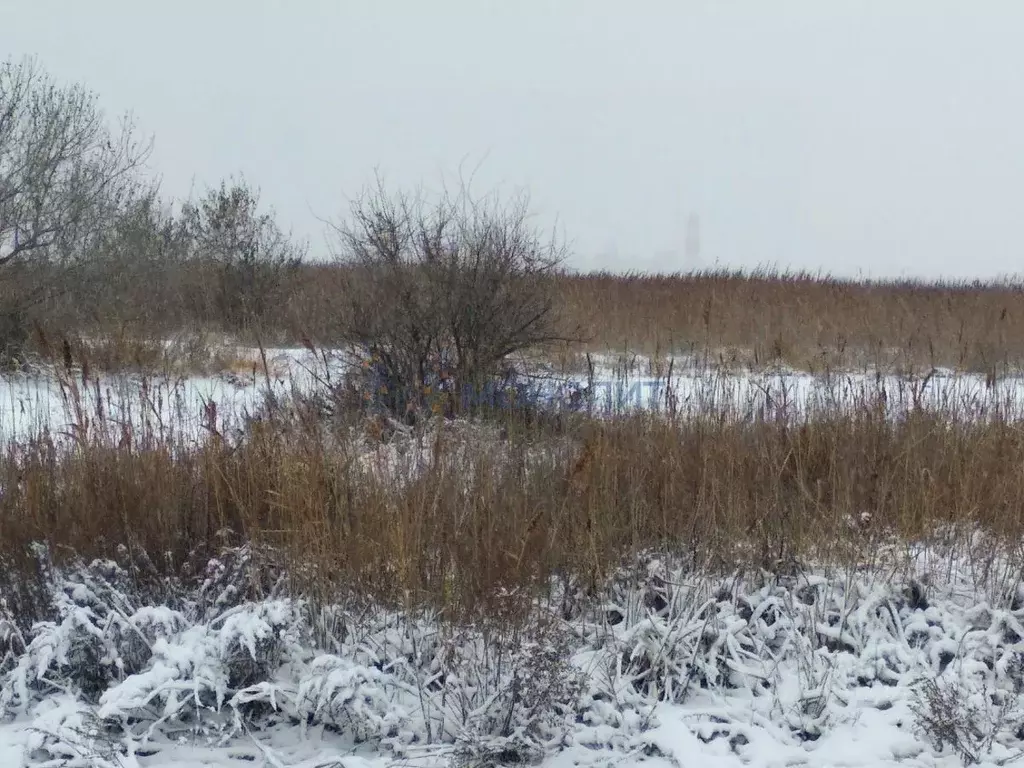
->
0, 557, 166, 711
423, 617, 585, 766
189, 540, 289, 623
23, 697, 130, 768
0, 549, 294, 713
330, 181, 567, 426
0, 553, 54, 636
911, 673, 1020, 765
599, 561, 749, 704
9, 548, 1024, 764
95, 599, 305, 733
294, 654, 409, 744
220, 600, 304, 690
0, 609, 26, 679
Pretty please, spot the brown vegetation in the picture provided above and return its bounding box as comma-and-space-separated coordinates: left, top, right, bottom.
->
554, 269, 1024, 373
2, 366, 1023, 631
23, 264, 1024, 376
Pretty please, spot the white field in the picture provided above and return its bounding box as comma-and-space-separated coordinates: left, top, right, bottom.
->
1, 347, 1023, 447
2, 549, 1022, 768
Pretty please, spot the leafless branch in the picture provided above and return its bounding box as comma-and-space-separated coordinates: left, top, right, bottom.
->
329, 175, 573, 420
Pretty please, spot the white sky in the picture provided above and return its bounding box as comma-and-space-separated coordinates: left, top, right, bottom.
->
2, 1, 1022, 278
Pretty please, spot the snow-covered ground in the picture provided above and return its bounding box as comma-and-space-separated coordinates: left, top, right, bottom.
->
2, 545, 1024, 767
0, 346, 322, 446
1, 347, 1023, 446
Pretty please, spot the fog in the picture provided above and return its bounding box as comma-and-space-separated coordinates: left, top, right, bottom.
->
3, 1, 1021, 278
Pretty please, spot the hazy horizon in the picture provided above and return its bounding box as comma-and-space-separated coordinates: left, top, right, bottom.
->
2, 1, 1022, 280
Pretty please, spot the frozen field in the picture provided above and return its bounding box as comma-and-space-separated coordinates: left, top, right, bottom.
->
1, 348, 1023, 446
0, 347, 318, 446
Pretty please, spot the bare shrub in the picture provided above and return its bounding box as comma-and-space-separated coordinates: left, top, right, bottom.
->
181, 176, 305, 335
329, 177, 569, 421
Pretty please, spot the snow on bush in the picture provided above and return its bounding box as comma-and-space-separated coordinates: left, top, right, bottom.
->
0, 549, 587, 764
293, 654, 410, 744
5, 546, 1024, 765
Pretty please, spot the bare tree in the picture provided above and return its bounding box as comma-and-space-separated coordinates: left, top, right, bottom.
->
330, 177, 568, 420
82, 186, 192, 331
0, 56, 150, 358
181, 177, 305, 333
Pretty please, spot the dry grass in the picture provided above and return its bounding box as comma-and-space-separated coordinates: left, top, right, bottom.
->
16, 262, 1024, 375
3, 364, 1024, 630
554, 268, 1024, 373
21, 323, 286, 381
256, 265, 1024, 375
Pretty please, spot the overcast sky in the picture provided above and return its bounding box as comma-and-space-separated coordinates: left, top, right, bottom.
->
2, 1, 1022, 278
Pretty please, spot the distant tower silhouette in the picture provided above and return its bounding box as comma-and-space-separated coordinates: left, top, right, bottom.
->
685, 214, 700, 269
